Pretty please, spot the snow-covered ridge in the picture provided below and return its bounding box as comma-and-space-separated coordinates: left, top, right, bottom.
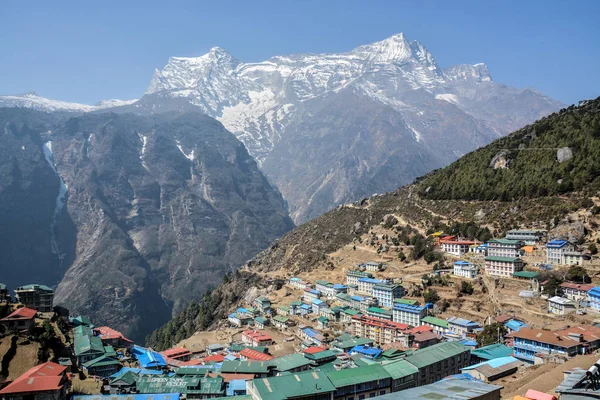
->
0, 93, 138, 113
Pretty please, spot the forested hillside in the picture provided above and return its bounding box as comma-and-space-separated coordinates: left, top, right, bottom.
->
417, 97, 600, 200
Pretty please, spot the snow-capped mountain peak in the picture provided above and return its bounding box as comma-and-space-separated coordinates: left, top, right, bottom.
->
352, 32, 415, 63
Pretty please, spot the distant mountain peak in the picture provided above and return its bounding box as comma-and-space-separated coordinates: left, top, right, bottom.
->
444, 63, 492, 82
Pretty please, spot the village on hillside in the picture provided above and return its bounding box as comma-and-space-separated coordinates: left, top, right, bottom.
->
2, 220, 600, 400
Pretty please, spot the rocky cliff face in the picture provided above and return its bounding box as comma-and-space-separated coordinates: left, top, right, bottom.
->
0, 109, 293, 341
140, 33, 563, 222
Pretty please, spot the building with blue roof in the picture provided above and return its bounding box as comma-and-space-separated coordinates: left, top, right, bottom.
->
311, 299, 329, 314
546, 239, 575, 265
299, 326, 326, 346
302, 288, 321, 303
358, 277, 387, 295
226, 379, 248, 396
505, 319, 528, 333
458, 339, 478, 348
453, 260, 479, 279
349, 345, 383, 359
136, 350, 167, 369
299, 303, 312, 317
74, 395, 179, 400
447, 317, 481, 337
589, 287, 600, 311
392, 304, 426, 327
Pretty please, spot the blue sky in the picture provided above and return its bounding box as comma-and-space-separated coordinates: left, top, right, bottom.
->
1, 0, 598, 105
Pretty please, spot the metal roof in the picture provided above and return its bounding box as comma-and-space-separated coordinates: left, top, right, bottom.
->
332, 337, 374, 350
404, 341, 468, 369
381, 359, 419, 380
73, 395, 180, 400
422, 316, 448, 328
547, 239, 570, 247
513, 271, 539, 278
485, 256, 522, 262
448, 317, 480, 327
393, 303, 426, 313
471, 344, 514, 361
326, 364, 390, 388
372, 377, 502, 399
250, 370, 335, 400
349, 346, 383, 358
270, 353, 314, 372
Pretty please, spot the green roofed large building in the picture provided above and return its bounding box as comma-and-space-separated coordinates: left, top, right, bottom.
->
403, 341, 470, 386
327, 364, 392, 398
247, 370, 336, 400
136, 375, 225, 397
74, 331, 105, 364
381, 359, 419, 392
269, 353, 313, 375
220, 360, 271, 377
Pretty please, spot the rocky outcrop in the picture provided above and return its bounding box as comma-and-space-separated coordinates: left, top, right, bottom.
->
0, 109, 294, 341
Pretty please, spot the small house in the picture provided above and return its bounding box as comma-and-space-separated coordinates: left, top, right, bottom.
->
0, 307, 37, 331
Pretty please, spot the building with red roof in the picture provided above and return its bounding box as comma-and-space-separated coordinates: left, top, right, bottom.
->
0, 361, 68, 400
0, 307, 37, 331
440, 240, 476, 256
160, 347, 192, 361
241, 330, 274, 347
93, 326, 133, 349
560, 282, 595, 301
202, 354, 225, 364
350, 315, 410, 346
302, 346, 328, 355
412, 330, 441, 349
239, 348, 274, 361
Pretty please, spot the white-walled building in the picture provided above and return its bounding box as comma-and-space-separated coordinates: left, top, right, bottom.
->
453, 261, 478, 279
440, 240, 476, 256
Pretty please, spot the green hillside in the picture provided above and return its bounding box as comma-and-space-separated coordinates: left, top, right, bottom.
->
417, 97, 600, 200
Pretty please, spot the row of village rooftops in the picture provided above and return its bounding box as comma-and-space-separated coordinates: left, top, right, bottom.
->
0, 297, 512, 400
3, 286, 594, 400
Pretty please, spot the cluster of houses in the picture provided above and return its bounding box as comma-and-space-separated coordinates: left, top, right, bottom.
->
438, 229, 591, 283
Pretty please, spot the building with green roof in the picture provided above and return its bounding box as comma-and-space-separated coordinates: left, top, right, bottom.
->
331, 337, 374, 352
470, 343, 514, 363
381, 359, 419, 392
421, 316, 449, 335
270, 353, 314, 375
485, 256, 524, 277
136, 375, 225, 397
513, 270, 539, 279
220, 360, 272, 377
303, 349, 338, 365
393, 298, 419, 306
14, 284, 54, 312
403, 341, 470, 386
82, 355, 122, 377
327, 364, 392, 399
366, 307, 393, 321
74, 331, 105, 364
247, 370, 335, 400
